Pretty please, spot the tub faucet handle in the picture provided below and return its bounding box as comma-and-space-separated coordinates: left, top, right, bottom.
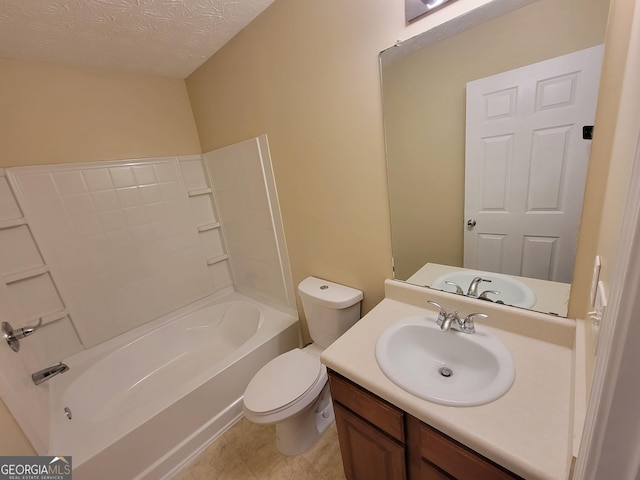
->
2, 317, 43, 353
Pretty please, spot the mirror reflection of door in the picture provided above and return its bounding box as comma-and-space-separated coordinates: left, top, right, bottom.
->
464, 45, 604, 283
381, 0, 610, 315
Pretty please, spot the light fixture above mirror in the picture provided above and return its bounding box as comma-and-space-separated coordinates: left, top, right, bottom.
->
406, 0, 457, 23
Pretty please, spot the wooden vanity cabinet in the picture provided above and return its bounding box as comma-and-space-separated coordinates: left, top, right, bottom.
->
329, 370, 407, 480
406, 415, 522, 480
328, 370, 522, 480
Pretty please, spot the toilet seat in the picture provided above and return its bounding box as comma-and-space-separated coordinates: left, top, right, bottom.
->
243, 348, 327, 419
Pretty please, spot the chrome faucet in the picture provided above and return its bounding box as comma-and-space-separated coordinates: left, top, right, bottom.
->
427, 300, 487, 334
467, 277, 491, 297
444, 281, 464, 294
478, 290, 501, 301
440, 311, 460, 332
32, 362, 69, 385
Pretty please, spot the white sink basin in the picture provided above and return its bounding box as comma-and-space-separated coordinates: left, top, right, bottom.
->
431, 270, 536, 308
375, 315, 515, 407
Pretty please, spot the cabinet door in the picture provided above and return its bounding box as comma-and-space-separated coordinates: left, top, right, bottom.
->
419, 460, 454, 480
329, 371, 405, 442
334, 403, 406, 480
408, 416, 522, 480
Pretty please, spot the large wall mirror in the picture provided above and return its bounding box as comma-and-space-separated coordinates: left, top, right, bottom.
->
382, 0, 610, 316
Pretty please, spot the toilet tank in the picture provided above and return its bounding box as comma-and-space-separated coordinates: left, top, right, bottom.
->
298, 277, 363, 349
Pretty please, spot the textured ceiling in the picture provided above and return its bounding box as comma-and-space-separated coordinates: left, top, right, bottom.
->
0, 0, 274, 78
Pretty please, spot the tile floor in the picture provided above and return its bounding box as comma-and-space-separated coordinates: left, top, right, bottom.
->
173, 417, 347, 480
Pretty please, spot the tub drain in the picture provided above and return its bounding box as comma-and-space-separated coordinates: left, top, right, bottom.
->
439, 367, 453, 378
64, 407, 72, 420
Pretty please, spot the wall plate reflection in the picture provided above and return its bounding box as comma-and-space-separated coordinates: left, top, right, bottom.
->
405, 0, 458, 23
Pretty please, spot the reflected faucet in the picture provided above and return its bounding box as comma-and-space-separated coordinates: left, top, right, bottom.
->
467, 277, 491, 297
444, 281, 464, 295
478, 290, 501, 301
32, 362, 69, 385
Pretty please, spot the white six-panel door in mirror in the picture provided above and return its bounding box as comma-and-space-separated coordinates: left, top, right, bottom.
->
464, 45, 604, 283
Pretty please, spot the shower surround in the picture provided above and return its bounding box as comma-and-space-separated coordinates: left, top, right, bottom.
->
0, 135, 298, 478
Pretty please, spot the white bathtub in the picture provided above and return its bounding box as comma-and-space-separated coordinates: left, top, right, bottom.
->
47, 289, 299, 480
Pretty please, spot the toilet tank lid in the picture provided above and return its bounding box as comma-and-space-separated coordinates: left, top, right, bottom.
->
298, 276, 363, 309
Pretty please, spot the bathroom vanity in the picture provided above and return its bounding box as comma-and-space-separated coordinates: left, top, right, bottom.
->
321, 280, 581, 480
329, 371, 521, 479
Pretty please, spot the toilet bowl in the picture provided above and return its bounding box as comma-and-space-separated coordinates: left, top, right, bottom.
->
243, 345, 333, 454
242, 277, 363, 455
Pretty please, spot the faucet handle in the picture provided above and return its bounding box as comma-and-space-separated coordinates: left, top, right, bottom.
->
478, 290, 500, 301
441, 311, 460, 332
2, 317, 43, 353
467, 277, 492, 297
462, 313, 488, 334
427, 300, 447, 326
19, 317, 43, 338
444, 281, 464, 295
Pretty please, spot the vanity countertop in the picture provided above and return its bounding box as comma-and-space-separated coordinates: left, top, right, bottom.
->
321, 280, 576, 480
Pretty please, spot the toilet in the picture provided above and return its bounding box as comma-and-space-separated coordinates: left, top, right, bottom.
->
242, 276, 363, 455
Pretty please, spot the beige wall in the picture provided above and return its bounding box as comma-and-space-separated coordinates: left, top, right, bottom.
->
383, 0, 609, 280
186, 0, 405, 326
570, 0, 639, 383
0, 58, 202, 168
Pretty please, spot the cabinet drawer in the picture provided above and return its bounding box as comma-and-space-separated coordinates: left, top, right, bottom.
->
328, 371, 405, 442
417, 422, 522, 480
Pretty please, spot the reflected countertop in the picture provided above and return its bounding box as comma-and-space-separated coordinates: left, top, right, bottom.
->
406, 262, 571, 317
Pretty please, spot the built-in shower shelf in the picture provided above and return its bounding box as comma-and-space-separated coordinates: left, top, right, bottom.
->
3, 265, 50, 284
197, 222, 221, 233
207, 254, 229, 266
34, 309, 70, 326
188, 188, 213, 197
0, 217, 27, 230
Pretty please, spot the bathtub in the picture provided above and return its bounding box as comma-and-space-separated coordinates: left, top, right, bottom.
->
47, 289, 299, 480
